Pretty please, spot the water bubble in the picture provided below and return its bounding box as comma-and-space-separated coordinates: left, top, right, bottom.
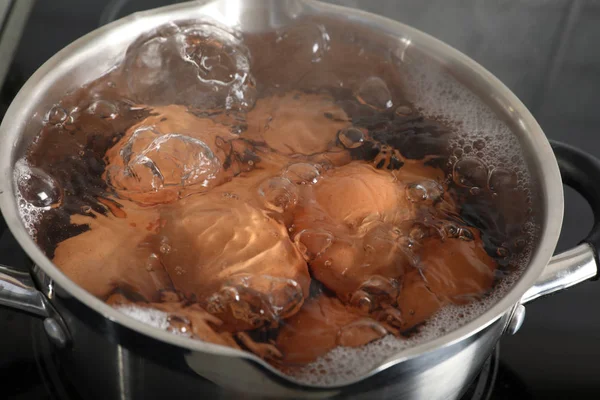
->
488, 168, 518, 192
159, 290, 181, 303
184, 26, 256, 111
16, 163, 62, 208
394, 105, 413, 116
349, 290, 373, 313
338, 127, 365, 149
167, 315, 191, 336
283, 163, 320, 185
337, 319, 387, 347
496, 247, 509, 257
473, 139, 486, 150
160, 243, 172, 254
359, 276, 399, 306
174, 266, 185, 275
125, 35, 174, 103
222, 192, 239, 200
469, 187, 481, 195
257, 177, 298, 213
406, 180, 443, 203
409, 224, 426, 241
277, 23, 331, 64
87, 100, 118, 119
125, 22, 255, 111
146, 253, 161, 272
379, 307, 403, 327
310, 25, 331, 63
46, 106, 68, 125
63, 110, 80, 132
184, 34, 238, 84
356, 77, 393, 110
514, 237, 527, 250
406, 184, 427, 202
453, 157, 488, 188
209, 274, 304, 327
458, 228, 474, 241
293, 229, 334, 261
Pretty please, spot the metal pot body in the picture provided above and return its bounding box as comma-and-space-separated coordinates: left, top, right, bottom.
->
36, 268, 509, 400
1, 1, 599, 399
33, 264, 508, 400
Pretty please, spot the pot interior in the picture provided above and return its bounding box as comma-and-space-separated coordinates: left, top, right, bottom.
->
0, 0, 562, 387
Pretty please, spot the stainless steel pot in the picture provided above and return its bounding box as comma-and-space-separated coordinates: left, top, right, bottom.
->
1, 1, 600, 399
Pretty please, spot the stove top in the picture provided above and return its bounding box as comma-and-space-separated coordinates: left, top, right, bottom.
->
2, 0, 600, 399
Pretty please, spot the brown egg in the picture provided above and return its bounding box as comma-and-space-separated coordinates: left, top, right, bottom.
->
395, 269, 443, 331
307, 162, 405, 226
418, 233, 496, 304
53, 200, 169, 300
291, 161, 446, 306
159, 191, 310, 331
276, 295, 387, 365
397, 231, 496, 331
243, 91, 350, 155
104, 105, 243, 206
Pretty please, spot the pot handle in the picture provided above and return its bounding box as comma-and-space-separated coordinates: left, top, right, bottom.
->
521, 140, 600, 303
0, 263, 52, 317
0, 214, 70, 346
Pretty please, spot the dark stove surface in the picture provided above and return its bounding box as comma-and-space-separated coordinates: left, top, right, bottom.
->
2, 0, 600, 399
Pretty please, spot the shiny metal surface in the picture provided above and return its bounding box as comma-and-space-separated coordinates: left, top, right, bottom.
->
521, 243, 598, 304
42, 317, 68, 348
0, 263, 49, 317
504, 304, 526, 336
31, 263, 510, 399
0, 263, 70, 347
0, 0, 587, 398
502, 243, 598, 336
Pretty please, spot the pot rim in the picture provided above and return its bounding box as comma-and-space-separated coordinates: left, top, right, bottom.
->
0, 0, 563, 387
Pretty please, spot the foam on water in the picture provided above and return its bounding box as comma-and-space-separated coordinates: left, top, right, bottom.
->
404, 59, 532, 192
14, 159, 46, 238
401, 54, 538, 258
116, 305, 171, 331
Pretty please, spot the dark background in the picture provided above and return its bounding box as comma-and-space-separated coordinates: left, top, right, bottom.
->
1, 0, 599, 398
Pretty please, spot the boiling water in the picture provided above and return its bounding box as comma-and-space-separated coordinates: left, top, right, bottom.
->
15, 16, 537, 385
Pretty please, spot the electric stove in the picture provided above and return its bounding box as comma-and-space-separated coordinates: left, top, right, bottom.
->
2, 1, 599, 399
